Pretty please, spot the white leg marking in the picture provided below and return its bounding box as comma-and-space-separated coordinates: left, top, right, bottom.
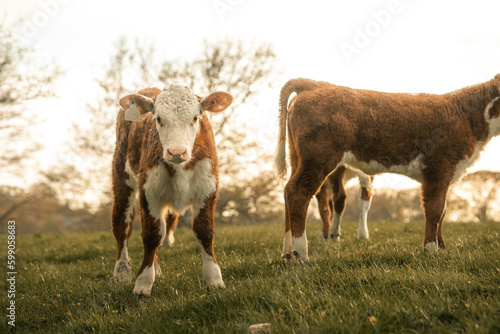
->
133, 265, 155, 296
114, 240, 132, 283
124, 190, 137, 236
154, 254, 162, 277
357, 190, 372, 241
200, 247, 225, 288
165, 230, 175, 247
283, 230, 293, 258
292, 231, 309, 262
328, 212, 342, 242
158, 209, 167, 246
424, 241, 439, 252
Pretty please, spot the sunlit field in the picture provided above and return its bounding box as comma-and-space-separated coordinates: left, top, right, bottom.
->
1, 220, 499, 333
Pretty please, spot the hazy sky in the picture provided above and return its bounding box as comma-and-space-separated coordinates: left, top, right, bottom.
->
3, 0, 500, 189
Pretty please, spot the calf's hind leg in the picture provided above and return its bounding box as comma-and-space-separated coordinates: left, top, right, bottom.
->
329, 167, 347, 242
284, 165, 330, 261
356, 173, 373, 240
165, 212, 179, 247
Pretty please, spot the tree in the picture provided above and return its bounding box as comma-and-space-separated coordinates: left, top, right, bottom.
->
216, 171, 284, 225
44, 37, 139, 207
0, 17, 61, 222
0, 18, 61, 176
448, 171, 500, 222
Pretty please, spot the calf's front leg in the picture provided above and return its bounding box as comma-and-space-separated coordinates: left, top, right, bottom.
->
111, 182, 137, 284
192, 194, 224, 288
133, 190, 164, 296
421, 173, 450, 252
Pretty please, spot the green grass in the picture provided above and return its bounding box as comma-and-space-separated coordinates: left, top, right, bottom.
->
1, 220, 499, 333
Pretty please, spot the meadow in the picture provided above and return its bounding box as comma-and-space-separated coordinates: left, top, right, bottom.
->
1, 220, 499, 333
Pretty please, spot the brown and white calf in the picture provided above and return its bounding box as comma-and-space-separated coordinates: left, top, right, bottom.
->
316, 167, 374, 242
111, 85, 232, 295
276, 75, 500, 261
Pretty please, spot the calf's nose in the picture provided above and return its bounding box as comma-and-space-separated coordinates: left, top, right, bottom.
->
167, 146, 188, 162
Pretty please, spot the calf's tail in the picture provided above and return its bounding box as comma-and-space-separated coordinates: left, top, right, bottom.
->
275, 78, 327, 178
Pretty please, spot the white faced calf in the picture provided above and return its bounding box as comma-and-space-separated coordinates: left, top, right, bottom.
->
112, 85, 232, 296
276, 75, 500, 261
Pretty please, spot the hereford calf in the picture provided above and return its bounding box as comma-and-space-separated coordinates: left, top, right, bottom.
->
112, 84, 232, 296
276, 75, 500, 261
316, 167, 374, 242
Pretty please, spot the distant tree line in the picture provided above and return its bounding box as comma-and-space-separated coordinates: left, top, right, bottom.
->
3, 171, 499, 234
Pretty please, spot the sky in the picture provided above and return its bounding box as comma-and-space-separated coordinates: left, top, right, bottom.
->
3, 0, 500, 190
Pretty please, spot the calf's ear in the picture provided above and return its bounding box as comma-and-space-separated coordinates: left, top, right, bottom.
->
200, 92, 233, 113
119, 94, 155, 121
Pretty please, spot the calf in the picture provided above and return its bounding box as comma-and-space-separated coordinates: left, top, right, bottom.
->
276, 75, 500, 261
112, 84, 232, 295
316, 167, 374, 242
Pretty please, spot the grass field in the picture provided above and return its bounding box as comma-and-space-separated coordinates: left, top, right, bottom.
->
2, 220, 499, 333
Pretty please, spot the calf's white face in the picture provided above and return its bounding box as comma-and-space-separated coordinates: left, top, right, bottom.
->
154, 85, 202, 164
119, 84, 233, 165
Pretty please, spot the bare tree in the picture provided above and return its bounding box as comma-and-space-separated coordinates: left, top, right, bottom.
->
449, 171, 500, 222
0, 186, 32, 222
216, 170, 284, 225
0, 18, 61, 175
0, 17, 61, 220
45, 37, 153, 206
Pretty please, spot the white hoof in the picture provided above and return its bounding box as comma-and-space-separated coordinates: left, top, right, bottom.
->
154, 255, 162, 277
327, 234, 341, 243
207, 277, 226, 288
357, 231, 369, 240
424, 241, 439, 252
201, 250, 225, 288
292, 232, 309, 262
133, 266, 155, 296
295, 253, 310, 263
165, 231, 175, 247
282, 231, 294, 261
281, 230, 310, 262
114, 259, 132, 283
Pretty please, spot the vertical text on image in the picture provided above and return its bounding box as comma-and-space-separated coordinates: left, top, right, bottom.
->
7, 220, 16, 327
